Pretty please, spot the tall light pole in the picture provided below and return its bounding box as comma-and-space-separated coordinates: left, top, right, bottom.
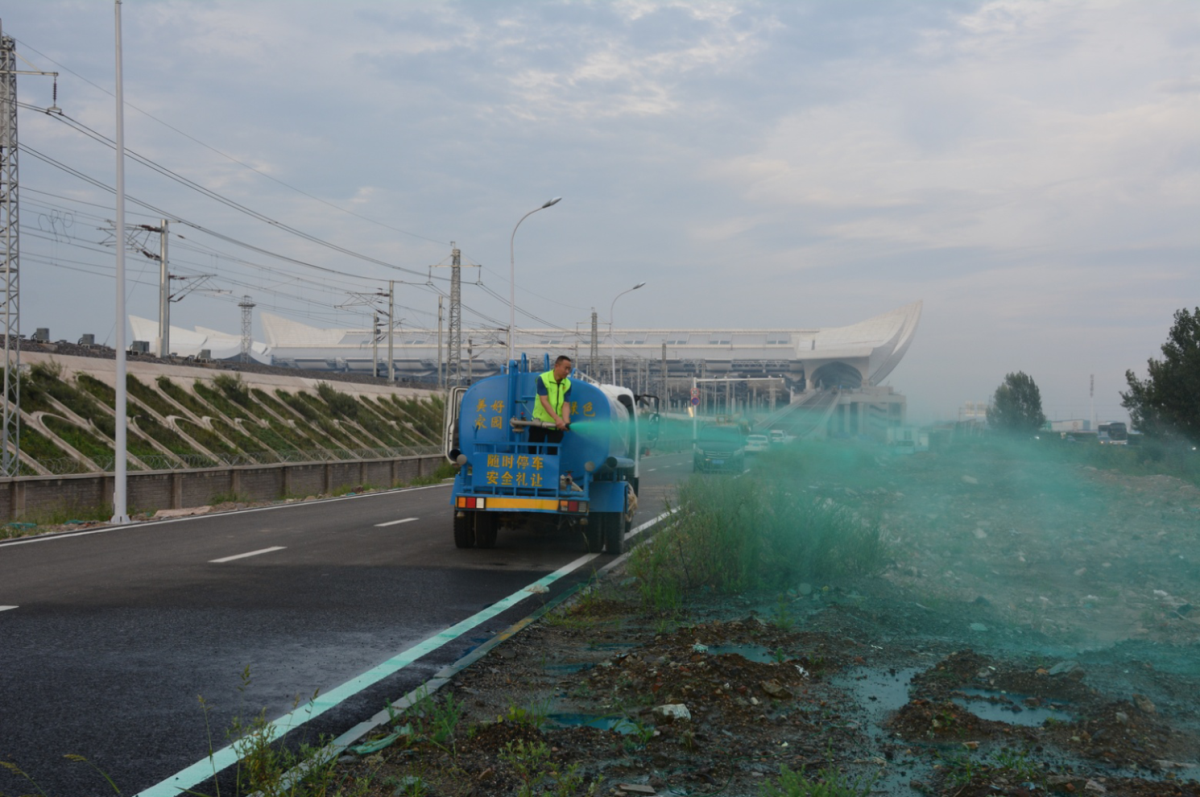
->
509, 197, 561, 364
609, 282, 646, 385
111, 0, 130, 524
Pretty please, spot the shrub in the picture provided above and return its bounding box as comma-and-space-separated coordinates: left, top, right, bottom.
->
316, 382, 359, 420
213, 373, 252, 407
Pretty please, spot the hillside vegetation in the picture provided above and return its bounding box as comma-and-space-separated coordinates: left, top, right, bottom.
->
12, 362, 443, 476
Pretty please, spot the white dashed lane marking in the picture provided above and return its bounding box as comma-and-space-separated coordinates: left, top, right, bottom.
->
374, 517, 419, 527
209, 546, 286, 564
0, 606, 17, 612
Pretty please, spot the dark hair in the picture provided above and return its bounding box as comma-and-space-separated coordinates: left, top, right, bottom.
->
554, 355, 572, 366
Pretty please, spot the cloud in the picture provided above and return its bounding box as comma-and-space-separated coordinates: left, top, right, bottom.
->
703, 1, 1200, 256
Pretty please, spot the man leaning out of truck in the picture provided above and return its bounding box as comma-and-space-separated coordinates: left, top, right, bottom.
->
531, 355, 572, 452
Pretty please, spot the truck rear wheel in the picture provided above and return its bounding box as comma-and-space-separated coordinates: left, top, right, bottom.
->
476, 513, 497, 549
454, 512, 475, 549
603, 512, 624, 556
584, 519, 604, 553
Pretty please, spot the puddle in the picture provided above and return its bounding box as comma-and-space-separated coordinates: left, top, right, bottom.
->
951, 688, 1074, 727
834, 667, 929, 797
837, 667, 921, 724
706, 644, 779, 664
545, 712, 641, 734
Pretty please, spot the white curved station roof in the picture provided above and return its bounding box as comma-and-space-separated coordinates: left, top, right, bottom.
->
129, 315, 271, 364
255, 300, 922, 385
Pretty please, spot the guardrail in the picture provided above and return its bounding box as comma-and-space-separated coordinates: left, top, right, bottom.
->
2, 450, 448, 525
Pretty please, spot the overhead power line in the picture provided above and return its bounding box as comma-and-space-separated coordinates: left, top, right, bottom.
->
12, 35, 447, 246
19, 143, 403, 284
20, 103, 433, 279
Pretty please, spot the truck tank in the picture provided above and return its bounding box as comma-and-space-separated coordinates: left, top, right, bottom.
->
446, 355, 640, 554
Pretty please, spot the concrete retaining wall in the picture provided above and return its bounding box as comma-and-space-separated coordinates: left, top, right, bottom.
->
1, 454, 446, 522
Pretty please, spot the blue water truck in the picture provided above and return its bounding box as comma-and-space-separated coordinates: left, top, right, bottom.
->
443, 354, 640, 554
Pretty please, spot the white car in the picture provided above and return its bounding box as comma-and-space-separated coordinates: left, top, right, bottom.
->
745, 434, 770, 453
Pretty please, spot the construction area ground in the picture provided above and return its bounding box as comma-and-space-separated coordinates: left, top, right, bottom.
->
327, 440, 1200, 797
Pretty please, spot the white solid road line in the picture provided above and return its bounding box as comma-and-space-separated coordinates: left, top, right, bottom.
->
0, 606, 17, 612
209, 546, 287, 564
374, 517, 418, 527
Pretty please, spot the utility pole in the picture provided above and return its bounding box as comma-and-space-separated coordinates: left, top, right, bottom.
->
155, 219, 169, 357
430, 244, 467, 387
1090, 374, 1095, 431
661, 342, 667, 405
238, 295, 255, 363
449, 244, 460, 385
466, 338, 473, 385
387, 280, 394, 383
372, 311, 380, 378
590, 309, 598, 380
437, 295, 444, 390
0, 27, 20, 476
0, 24, 57, 477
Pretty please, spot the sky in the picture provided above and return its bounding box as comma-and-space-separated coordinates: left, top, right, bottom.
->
4, 0, 1198, 423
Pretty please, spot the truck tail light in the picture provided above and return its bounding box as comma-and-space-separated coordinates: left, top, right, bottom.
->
457, 497, 486, 509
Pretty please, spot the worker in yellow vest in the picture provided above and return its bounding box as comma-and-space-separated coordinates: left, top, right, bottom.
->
531, 355, 573, 450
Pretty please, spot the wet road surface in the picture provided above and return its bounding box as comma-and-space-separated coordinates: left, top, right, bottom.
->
0, 452, 692, 796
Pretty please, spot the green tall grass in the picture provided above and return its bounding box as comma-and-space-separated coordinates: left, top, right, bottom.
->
630, 442, 887, 609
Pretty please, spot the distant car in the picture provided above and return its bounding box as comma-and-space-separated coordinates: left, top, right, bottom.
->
769, 429, 787, 445
694, 425, 746, 474
745, 434, 769, 453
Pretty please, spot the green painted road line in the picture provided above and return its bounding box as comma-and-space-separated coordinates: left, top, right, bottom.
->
134, 552, 597, 797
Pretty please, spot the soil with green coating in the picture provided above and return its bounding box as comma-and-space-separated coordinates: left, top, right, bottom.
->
334, 455, 1200, 797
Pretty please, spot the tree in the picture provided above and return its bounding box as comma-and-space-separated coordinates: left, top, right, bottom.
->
1121, 307, 1200, 442
987, 372, 1046, 434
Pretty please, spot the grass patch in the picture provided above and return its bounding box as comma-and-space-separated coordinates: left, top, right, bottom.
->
43, 416, 115, 465
126, 374, 179, 419
132, 414, 211, 462
629, 445, 887, 610
761, 763, 878, 797
195, 380, 253, 421
278, 391, 364, 450
16, 426, 75, 468
175, 418, 239, 457
350, 398, 409, 447
156, 376, 213, 419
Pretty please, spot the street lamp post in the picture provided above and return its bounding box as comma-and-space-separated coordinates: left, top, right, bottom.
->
609, 282, 646, 385
509, 197, 562, 364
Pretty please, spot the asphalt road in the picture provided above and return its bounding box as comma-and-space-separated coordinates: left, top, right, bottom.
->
0, 452, 693, 796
